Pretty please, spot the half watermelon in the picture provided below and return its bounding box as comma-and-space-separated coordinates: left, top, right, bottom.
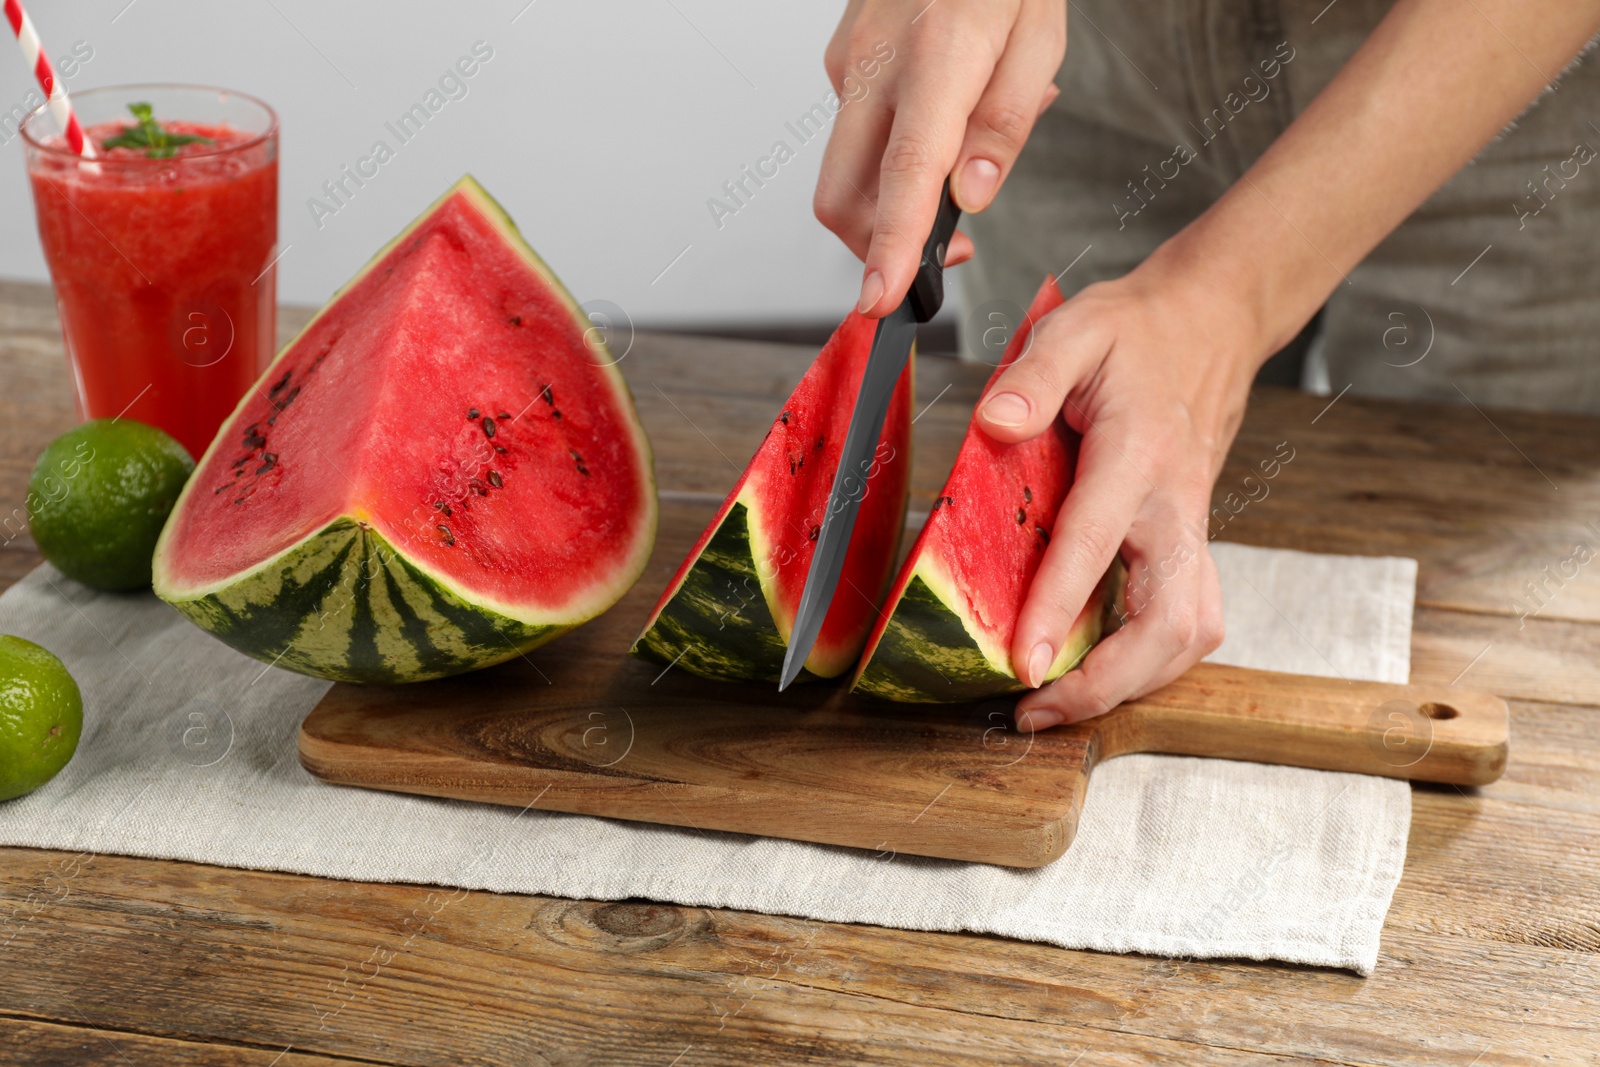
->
853, 277, 1124, 702
631, 314, 912, 683
153, 176, 657, 684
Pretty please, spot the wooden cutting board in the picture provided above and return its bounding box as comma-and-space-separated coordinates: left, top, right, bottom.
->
299, 500, 1508, 867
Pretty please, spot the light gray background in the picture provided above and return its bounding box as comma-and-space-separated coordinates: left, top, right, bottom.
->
0, 1, 915, 328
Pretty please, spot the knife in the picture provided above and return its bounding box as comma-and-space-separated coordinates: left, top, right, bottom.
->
779, 181, 963, 691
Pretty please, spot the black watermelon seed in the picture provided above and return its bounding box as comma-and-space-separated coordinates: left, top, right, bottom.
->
232, 497, 246, 505
1035, 525, 1050, 544
267, 371, 291, 399
487, 470, 503, 488
510, 316, 522, 326
497, 411, 511, 420
437, 524, 455, 546
1015, 508, 1026, 525
541, 384, 554, 405
809, 525, 820, 542
576, 464, 590, 476
815, 435, 824, 451
780, 410, 790, 425
552, 409, 563, 419
255, 454, 278, 475
1023, 486, 1032, 503
434, 501, 451, 516
470, 480, 487, 496
468, 408, 480, 419
930, 498, 943, 511
494, 445, 507, 454
789, 457, 796, 475
481, 417, 496, 438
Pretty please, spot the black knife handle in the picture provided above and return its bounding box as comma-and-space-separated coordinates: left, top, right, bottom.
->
906, 180, 962, 324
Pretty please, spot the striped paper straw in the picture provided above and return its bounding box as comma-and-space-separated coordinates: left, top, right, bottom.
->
4, 0, 92, 156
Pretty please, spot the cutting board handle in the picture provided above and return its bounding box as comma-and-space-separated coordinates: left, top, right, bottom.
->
1096, 662, 1508, 786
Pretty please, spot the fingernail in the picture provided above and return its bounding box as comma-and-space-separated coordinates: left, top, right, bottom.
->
981, 391, 1030, 428
857, 270, 884, 314
1017, 708, 1064, 732
956, 157, 1001, 212
1026, 641, 1054, 687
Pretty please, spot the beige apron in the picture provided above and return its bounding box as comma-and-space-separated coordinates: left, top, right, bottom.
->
960, 0, 1600, 414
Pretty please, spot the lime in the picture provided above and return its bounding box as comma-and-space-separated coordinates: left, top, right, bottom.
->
27, 419, 194, 591
0, 635, 83, 801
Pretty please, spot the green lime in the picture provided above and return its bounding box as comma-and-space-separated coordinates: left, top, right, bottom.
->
0, 635, 83, 801
27, 419, 194, 591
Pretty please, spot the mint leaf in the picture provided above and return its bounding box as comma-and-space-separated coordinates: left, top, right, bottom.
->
99, 102, 213, 158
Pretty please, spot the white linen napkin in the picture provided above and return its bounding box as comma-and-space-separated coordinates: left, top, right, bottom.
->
0, 542, 1417, 974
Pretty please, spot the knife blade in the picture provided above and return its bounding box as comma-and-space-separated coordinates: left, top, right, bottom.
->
779, 181, 962, 690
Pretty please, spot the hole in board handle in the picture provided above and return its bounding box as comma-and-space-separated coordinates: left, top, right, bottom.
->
1419, 702, 1459, 720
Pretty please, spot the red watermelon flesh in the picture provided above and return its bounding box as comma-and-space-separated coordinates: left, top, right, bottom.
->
853, 276, 1122, 701
633, 313, 912, 682
154, 176, 656, 683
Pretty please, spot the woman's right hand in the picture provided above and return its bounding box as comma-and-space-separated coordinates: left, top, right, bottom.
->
814, 0, 1067, 317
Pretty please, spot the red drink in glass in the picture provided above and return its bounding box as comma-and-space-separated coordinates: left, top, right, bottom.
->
21, 85, 279, 460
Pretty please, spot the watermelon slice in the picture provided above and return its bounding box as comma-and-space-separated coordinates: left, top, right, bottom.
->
152, 176, 657, 684
853, 277, 1124, 702
631, 314, 912, 683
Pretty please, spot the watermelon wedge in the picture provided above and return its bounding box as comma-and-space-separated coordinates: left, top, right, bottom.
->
152, 176, 656, 684
853, 277, 1124, 702
631, 314, 912, 683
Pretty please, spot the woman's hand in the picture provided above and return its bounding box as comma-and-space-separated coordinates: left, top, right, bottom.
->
994, 238, 1275, 730
815, 0, 1066, 316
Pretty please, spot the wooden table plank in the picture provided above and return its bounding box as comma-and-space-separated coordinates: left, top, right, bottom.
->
0, 843, 1593, 1066
1221, 388, 1600, 624
0, 1017, 356, 1067
1410, 607, 1600, 707
2, 278, 1598, 1066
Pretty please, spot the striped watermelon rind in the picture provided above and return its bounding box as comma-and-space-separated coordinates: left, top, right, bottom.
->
153, 176, 656, 683
851, 555, 1125, 703
169, 518, 564, 684
630, 499, 821, 685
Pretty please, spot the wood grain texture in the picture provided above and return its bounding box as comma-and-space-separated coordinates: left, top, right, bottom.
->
1, 280, 1597, 1064
0, 843, 1594, 1066
0, 1017, 350, 1067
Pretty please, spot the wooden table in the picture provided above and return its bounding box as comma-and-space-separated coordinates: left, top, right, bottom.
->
1, 279, 1596, 1066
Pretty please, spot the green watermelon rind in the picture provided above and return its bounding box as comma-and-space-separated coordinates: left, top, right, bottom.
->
168, 518, 565, 684
852, 555, 1126, 703
630, 497, 825, 685
153, 175, 656, 683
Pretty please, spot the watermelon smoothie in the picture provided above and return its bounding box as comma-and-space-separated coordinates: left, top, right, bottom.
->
21, 86, 279, 460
